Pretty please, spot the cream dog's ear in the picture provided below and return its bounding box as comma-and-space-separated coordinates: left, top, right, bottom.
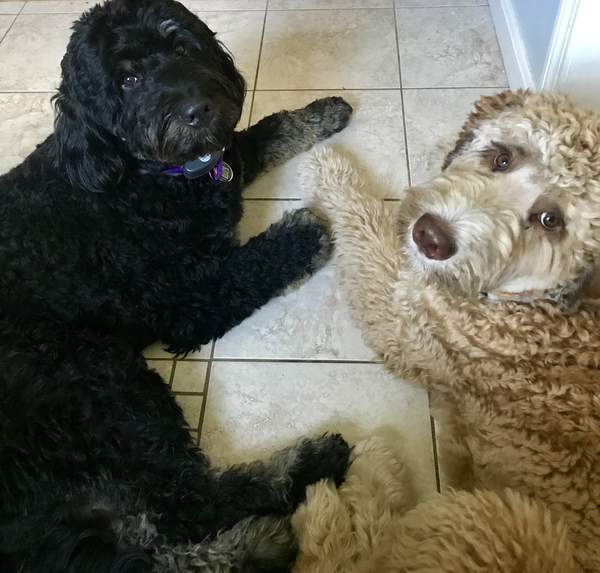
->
443, 89, 529, 169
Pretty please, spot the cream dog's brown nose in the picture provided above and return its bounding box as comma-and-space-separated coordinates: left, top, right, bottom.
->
412, 214, 456, 261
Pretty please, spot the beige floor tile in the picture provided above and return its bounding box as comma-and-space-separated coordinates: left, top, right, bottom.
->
403, 87, 498, 184
0, 13, 14, 42
0, 93, 54, 174
201, 361, 437, 501
213, 200, 372, 360
238, 92, 252, 129
172, 360, 209, 393
146, 359, 175, 384
180, 0, 266, 10
214, 263, 373, 360
22, 1, 94, 13
0, 2, 24, 14
245, 90, 408, 199
270, 0, 391, 8
0, 13, 74, 91
397, 6, 506, 88
432, 417, 447, 491
258, 9, 399, 90
175, 393, 205, 430
197, 11, 264, 90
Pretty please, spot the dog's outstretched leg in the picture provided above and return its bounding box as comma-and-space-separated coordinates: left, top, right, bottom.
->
298, 148, 404, 360
155, 208, 331, 353
210, 434, 350, 526
236, 97, 353, 185
152, 516, 296, 573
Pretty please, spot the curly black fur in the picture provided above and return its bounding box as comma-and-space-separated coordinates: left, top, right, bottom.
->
0, 0, 353, 571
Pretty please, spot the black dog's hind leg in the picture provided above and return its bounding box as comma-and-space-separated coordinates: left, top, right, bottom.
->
236, 96, 353, 185
155, 208, 331, 353
152, 516, 296, 573
210, 434, 350, 528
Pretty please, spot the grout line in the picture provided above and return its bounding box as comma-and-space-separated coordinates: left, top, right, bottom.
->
247, 5, 268, 120
0, 2, 25, 45
251, 86, 508, 92
243, 197, 302, 202
393, 6, 412, 187
13, 11, 82, 15
396, 4, 489, 9
402, 85, 508, 90
193, 357, 382, 364
428, 393, 442, 493
196, 340, 216, 442
0, 90, 57, 95
168, 360, 176, 388
194, 9, 267, 13
253, 87, 397, 92
266, 7, 391, 11
172, 390, 205, 397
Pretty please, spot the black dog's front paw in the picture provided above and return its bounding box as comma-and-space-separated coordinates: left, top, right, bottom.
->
272, 208, 332, 275
287, 433, 351, 504
303, 96, 353, 140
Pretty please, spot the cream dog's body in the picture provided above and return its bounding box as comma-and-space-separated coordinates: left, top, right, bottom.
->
298, 91, 600, 571
293, 439, 578, 573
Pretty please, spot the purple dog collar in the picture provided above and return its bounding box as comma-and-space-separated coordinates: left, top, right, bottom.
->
161, 165, 185, 176
209, 159, 223, 181
161, 149, 225, 181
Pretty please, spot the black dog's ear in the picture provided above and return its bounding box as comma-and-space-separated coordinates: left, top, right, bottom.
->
53, 9, 126, 193
54, 98, 126, 194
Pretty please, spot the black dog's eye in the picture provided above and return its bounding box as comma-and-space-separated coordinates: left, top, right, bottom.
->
121, 75, 141, 90
175, 45, 187, 56
491, 150, 512, 171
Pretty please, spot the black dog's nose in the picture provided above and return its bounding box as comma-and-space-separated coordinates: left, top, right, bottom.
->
412, 213, 457, 261
181, 100, 213, 127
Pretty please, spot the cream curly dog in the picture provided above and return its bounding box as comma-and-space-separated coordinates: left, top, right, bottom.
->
299, 91, 600, 571
292, 438, 577, 573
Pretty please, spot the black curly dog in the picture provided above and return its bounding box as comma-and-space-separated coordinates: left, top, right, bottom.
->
0, 1, 352, 571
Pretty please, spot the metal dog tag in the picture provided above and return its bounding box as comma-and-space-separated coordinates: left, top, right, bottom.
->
219, 161, 234, 182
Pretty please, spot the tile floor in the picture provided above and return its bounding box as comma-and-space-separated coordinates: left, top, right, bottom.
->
0, 0, 507, 502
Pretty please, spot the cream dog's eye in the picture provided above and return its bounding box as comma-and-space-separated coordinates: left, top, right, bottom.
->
539, 211, 562, 230
492, 150, 511, 171
528, 210, 564, 231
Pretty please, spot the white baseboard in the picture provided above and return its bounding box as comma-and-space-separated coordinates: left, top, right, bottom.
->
489, 0, 535, 89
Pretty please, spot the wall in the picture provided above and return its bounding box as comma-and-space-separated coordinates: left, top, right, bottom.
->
490, 0, 600, 108
552, 0, 600, 108
511, 0, 560, 85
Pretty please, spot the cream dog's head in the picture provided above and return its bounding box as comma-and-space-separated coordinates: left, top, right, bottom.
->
401, 90, 600, 307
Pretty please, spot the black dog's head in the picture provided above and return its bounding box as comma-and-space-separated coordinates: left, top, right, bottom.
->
54, 0, 246, 192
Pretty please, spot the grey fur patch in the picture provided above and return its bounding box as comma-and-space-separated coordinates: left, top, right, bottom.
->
151, 516, 295, 573
115, 512, 162, 549
261, 97, 352, 174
